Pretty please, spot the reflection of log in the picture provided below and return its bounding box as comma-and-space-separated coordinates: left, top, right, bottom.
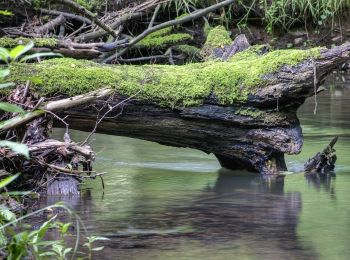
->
304, 136, 338, 173
97, 173, 316, 259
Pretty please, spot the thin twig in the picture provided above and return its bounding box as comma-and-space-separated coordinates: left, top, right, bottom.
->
81, 91, 141, 145
53, 0, 118, 38
148, 4, 161, 28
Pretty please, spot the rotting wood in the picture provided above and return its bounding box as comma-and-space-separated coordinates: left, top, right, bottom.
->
304, 136, 338, 173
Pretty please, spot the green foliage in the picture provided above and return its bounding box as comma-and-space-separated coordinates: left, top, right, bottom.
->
84, 236, 110, 260
0, 173, 21, 189
0, 102, 25, 114
163, 0, 202, 15
0, 41, 61, 64
10, 47, 320, 107
0, 44, 107, 259
255, 0, 350, 32
0, 10, 13, 16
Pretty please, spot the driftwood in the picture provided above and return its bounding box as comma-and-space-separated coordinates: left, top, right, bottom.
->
304, 136, 338, 173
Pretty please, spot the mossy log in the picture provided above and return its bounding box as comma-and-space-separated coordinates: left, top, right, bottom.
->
7, 43, 350, 174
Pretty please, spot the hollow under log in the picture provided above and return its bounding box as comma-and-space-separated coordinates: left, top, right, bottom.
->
7, 42, 350, 174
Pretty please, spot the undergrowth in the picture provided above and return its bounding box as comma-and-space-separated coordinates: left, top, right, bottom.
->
162, 0, 350, 32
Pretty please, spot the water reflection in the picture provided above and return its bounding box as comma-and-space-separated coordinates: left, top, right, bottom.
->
42, 171, 319, 259
305, 172, 336, 196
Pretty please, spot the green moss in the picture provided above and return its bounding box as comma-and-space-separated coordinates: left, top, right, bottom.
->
0, 37, 58, 48
204, 26, 232, 48
8, 47, 321, 108
234, 107, 289, 124
174, 44, 201, 58
201, 26, 232, 60
137, 33, 192, 48
136, 28, 192, 49
235, 108, 264, 118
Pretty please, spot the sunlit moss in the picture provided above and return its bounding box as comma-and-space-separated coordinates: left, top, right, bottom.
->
136, 28, 192, 49
174, 44, 201, 59
201, 26, 232, 60
0, 37, 58, 48
9, 47, 321, 108
204, 26, 232, 48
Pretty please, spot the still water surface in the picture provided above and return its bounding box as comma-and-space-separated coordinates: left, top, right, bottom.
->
49, 72, 350, 260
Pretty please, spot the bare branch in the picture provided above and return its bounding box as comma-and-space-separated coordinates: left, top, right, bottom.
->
40, 8, 92, 24
53, 0, 119, 38
34, 14, 66, 34
103, 0, 236, 63
148, 4, 161, 29
76, 12, 143, 42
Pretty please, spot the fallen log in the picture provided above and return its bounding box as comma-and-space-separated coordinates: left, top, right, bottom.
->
7, 42, 350, 174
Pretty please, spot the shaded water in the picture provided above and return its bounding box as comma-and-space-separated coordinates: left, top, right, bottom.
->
48, 72, 350, 259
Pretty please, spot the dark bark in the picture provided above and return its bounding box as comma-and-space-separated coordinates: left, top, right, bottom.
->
304, 136, 338, 173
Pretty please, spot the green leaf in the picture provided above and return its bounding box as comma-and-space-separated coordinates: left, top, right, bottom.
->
26, 76, 43, 85
87, 235, 110, 243
0, 102, 25, 114
63, 247, 72, 255
0, 10, 13, 16
9, 42, 34, 61
0, 173, 20, 189
0, 48, 10, 63
61, 223, 71, 234
0, 204, 16, 222
0, 83, 15, 89
37, 215, 56, 239
0, 69, 10, 79
92, 246, 105, 251
0, 141, 29, 158
20, 52, 63, 62
0, 230, 7, 247
39, 252, 56, 257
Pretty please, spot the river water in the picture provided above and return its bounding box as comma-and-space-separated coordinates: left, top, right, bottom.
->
48, 71, 350, 260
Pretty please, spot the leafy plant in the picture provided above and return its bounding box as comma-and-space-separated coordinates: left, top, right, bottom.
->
0, 41, 62, 64
258, 0, 350, 32
84, 236, 110, 260
0, 10, 13, 16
